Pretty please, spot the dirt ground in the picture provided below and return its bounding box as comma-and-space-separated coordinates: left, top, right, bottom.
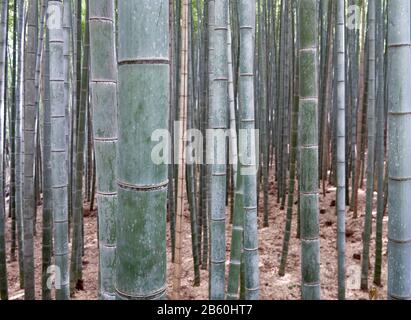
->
4, 170, 387, 300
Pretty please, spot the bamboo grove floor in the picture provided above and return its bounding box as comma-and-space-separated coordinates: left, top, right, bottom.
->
4, 169, 388, 300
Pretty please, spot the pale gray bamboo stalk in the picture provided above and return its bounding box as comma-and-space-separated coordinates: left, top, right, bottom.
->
238, 0, 259, 300
22, 0, 38, 300
49, 0, 69, 300
387, 0, 411, 301
336, 0, 346, 300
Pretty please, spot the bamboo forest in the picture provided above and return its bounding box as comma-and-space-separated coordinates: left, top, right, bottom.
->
0, 0, 410, 302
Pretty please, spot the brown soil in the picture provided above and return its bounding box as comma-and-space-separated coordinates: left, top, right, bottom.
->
4, 172, 387, 300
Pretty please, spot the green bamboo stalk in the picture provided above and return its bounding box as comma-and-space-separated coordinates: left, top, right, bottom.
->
323, 1, 335, 193
9, 0, 18, 262
336, 0, 346, 300
34, 0, 47, 134
349, 0, 360, 211
66, 0, 74, 235
208, 0, 228, 300
373, 0, 385, 287
70, 0, 90, 295
89, 155, 96, 211
279, 7, 299, 276
318, 0, 330, 187
258, 0, 269, 225
226, 171, 244, 300
227, 0, 237, 226
15, 0, 24, 289
168, 0, 176, 265
280, 0, 291, 210
49, 0, 70, 300
70, 0, 83, 231
276, 0, 285, 205
227, 1, 238, 190
200, 0, 209, 271
62, 0, 70, 196
89, 0, 118, 301
238, 0, 259, 300
187, 0, 200, 287
173, 0, 189, 299
387, 0, 411, 301
42, 12, 52, 299
352, 2, 367, 217
22, 0, 38, 300
116, 0, 169, 300
360, 0, 376, 291
0, 0, 9, 301
32, 0, 46, 239
298, 0, 321, 300
86, 105, 93, 204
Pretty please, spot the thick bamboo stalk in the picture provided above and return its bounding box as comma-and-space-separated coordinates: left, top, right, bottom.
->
387, 0, 411, 301
208, 0, 228, 300
298, 0, 321, 300
116, 0, 169, 300
336, 0, 346, 300
49, 0, 70, 300
238, 0, 259, 300
41, 14, 52, 300
89, 0, 118, 300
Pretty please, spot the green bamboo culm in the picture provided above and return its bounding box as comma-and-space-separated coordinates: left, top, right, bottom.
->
0, 0, 9, 301
89, 0, 118, 301
238, 0, 259, 300
373, 0, 385, 287
336, 0, 346, 300
208, 0, 228, 300
42, 9, 52, 300
22, 0, 38, 300
9, 0, 18, 263
226, 171, 244, 300
49, 0, 70, 300
70, 0, 90, 295
298, 0, 321, 300
387, 0, 411, 301
278, 8, 299, 277
116, 0, 169, 300
186, 0, 201, 287
15, 0, 24, 289
360, 0, 376, 291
